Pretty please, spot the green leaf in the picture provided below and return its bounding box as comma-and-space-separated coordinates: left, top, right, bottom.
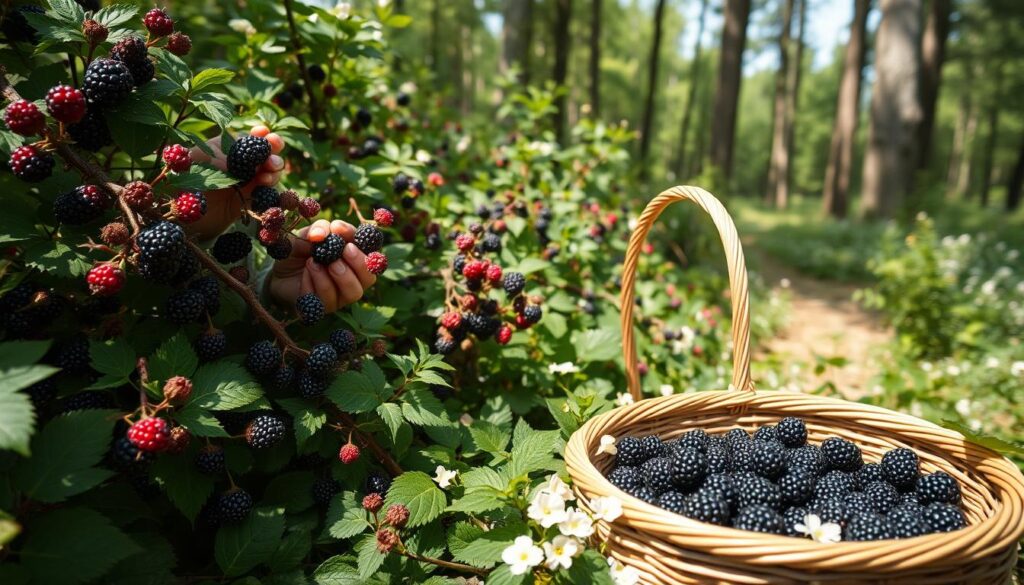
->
486, 564, 531, 585
167, 164, 237, 191
214, 507, 285, 577
13, 410, 116, 502
511, 257, 550, 275
348, 304, 396, 333
152, 49, 191, 88
111, 90, 167, 124
94, 4, 139, 28
447, 487, 504, 514
573, 328, 621, 363
468, 420, 510, 455
451, 524, 524, 568
355, 533, 386, 578
22, 239, 90, 277
325, 491, 371, 540
278, 399, 326, 448
262, 471, 314, 513
106, 116, 166, 160
20, 507, 141, 585
0, 384, 35, 455
327, 370, 384, 413
90, 338, 136, 379
0, 340, 51, 371
312, 556, 361, 585
192, 93, 235, 128
151, 451, 215, 523
148, 333, 198, 383
376, 402, 403, 443
507, 419, 560, 478
384, 471, 447, 528
190, 68, 236, 93
174, 406, 229, 438
191, 361, 263, 410
941, 420, 1024, 457
268, 529, 311, 572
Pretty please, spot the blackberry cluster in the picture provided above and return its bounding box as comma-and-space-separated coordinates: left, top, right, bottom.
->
311, 234, 344, 265
136, 221, 188, 283
82, 58, 134, 108
353, 224, 384, 253
226, 135, 272, 184
53, 185, 110, 225
602, 418, 969, 541
211, 232, 252, 264
109, 36, 154, 87
244, 413, 286, 449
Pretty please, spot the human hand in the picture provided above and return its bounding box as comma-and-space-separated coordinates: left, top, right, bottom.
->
268, 219, 378, 312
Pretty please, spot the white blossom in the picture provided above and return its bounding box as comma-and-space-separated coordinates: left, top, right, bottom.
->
659, 384, 674, 396
228, 19, 256, 35
528, 491, 568, 528
415, 149, 432, 163
330, 2, 352, 18
542, 474, 576, 501
542, 535, 581, 570
596, 435, 617, 457
549, 362, 579, 375
589, 496, 623, 522
558, 508, 595, 538
501, 536, 543, 575
456, 134, 472, 153
433, 465, 457, 489
794, 514, 842, 544
607, 557, 641, 585
615, 392, 634, 407
779, 278, 791, 289
946, 364, 961, 377
986, 357, 1001, 369
399, 81, 418, 94
955, 398, 972, 417
1012, 361, 1024, 377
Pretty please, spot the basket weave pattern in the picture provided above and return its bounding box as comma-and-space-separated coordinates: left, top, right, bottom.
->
564, 186, 1024, 584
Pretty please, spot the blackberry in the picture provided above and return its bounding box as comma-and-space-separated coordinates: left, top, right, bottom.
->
396, 92, 411, 106
245, 413, 286, 449
452, 254, 467, 276
753, 425, 778, 442
312, 234, 344, 265
888, 506, 929, 538
296, 292, 325, 325
465, 313, 500, 339
311, 477, 341, 506
677, 429, 709, 452
503, 272, 526, 297
811, 498, 851, 526
916, 471, 961, 505
701, 474, 736, 509
734, 474, 781, 510
266, 236, 292, 260
250, 185, 281, 213
63, 390, 114, 412
480, 232, 501, 253
123, 56, 155, 86
814, 470, 854, 502
725, 428, 750, 448
82, 58, 134, 108
615, 436, 645, 467
110, 36, 148, 63
898, 491, 921, 507
853, 462, 885, 489
843, 491, 873, 516
705, 446, 730, 474
245, 340, 281, 376
195, 445, 225, 474
682, 489, 730, 525
226, 135, 272, 184
164, 289, 206, 324
778, 467, 815, 506
189, 276, 220, 314
786, 444, 826, 476
68, 109, 112, 151
821, 437, 863, 472
329, 329, 358, 355
298, 370, 328, 399
195, 330, 227, 361
782, 506, 810, 536
110, 436, 153, 469
670, 447, 707, 489
353, 224, 384, 253
217, 489, 254, 523
435, 335, 456, 355
608, 466, 642, 492
921, 503, 966, 533
137, 221, 186, 283
881, 448, 919, 490
640, 457, 674, 495
392, 173, 410, 194
212, 232, 252, 264
639, 435, 664, 460
9, 145, 54, 182
631, 485, 658, 504
844, 513, 893, 541
733, 504, 782, 534
25, 377, 57, 407
56, 337, 92, 374
306, 343, 338, 376
863, 480, 900, 513
53, 185, 109, 225
523, 304, 542, 324
752, 440, 786, 480
271, 365, 296, 392
658, 490, 687, 513
425, 233, 441, 250
776, 417, 807, 447
365, 471, 392, 495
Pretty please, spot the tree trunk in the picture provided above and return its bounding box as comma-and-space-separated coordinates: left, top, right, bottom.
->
674, 0, 709, 178
779, 0, 807, 207
639, 0, 668, 175
822, 0, 871, 219
945, 86, 970, 196
552, 0, 572, 142
430, 0, 442, 86
502, 0, 533, 85
916, 0, 952, 169
589, 0, 601, 116
955, 99, 979, 198
1007, 134, 1024, 211
709, 0, 752, 181
861, 0, 922, 219
766, 0, 796, 205
979, 104, 1000, 207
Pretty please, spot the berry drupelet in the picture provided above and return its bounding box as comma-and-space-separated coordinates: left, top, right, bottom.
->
127, 417, 171, 453
245, 414, 286, 449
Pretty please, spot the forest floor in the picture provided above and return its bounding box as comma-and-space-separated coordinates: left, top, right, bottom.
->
746, 240, 892, 399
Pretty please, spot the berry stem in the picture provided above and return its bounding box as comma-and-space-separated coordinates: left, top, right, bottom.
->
346, 197, 368, 223
326, 405, 402, 477
394, 546, 487, 577
283, 0, 322, 137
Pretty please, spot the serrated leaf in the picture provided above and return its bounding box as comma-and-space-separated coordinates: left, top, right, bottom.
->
355, 533, 386, 578
376, 403, 403, 443
13, 409, 117, 502
468, 420, 510, 455
20, 507, 140, 585
325, 491, 371, 540
89, 338, 136, 379
312, 556, 360, 585
191, 361, 263, 411
152, 49, 191, 88
0, 385, 35, 455
451, 524, 524, 568
22, 239, 90, 276
941, 420, 1024, 457
174, 406, 229, 438
278, 399, 326, 448
326, 370, 383, 413
446, 487, 504, 514
563, 550, 616, 584
147, 332, 198, 383
348, 305, 396, 333
94, 4, 138, 28
507, 419, 560, 478
573, 328, 621, 363
384, 471, 446, 528
0, 340, 51, 370
190, 68, 235, 93
193, 93, 235, 128
151, 451, 215, 523
486, 564, 531, 585
215, 507, 285, 577
167, 164, 237, 190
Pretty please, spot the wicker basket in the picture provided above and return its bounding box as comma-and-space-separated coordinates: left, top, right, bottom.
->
564, 186, 1024, 584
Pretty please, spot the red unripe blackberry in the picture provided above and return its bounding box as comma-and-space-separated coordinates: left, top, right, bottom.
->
365, 251, 388, 275
455, 234, 475, 251
261, 207, 285, 231
384, 504, 410, 528
376, 529, 398, 553
86, 263, 125, 296
323, 84, 338, 98
258, 227, 279, 245
339, 443, 360, 464
496, 325, 513, 345
167, 31, 191, 55
44, 85, 87, 125
162, 144, 191, 172
462, 259, 486, 280
163, 375, 193, 403
370, 339, 387, 357
460, 294, 477, 310
143, 8, 174, 37
362, 493, 384, 513
100, 222, 130, 246
515, 313, 530, 330
485, 264, 503, 284
83, 19, 108, 45
440, 312, 462, 330
373, 207, 394, 227
427, 171, 444, 186
9, 145, 54, 182
127, 417, 171, 452
110, 35, 148, 64
172, 191, 206, 223
4, 100, 44, 135
298, 197, 321, 218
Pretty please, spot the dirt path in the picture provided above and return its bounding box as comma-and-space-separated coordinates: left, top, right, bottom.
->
748, 245, 891, 398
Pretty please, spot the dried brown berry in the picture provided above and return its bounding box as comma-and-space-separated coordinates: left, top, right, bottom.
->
279, 189, 299, 210
229, 266, 250, 283
362, 493, 384, 513
163, 375, 193, 404
83, 19, 109, 45
370, 339, 387, 357
384, 504, 409, 528
122, 181, 154, 210
166, 426, 191, 454
376, 528, 398, 553
100, 222, 130, 246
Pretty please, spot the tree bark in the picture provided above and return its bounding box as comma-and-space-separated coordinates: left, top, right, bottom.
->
502, 0, 533, 85
639, 0, 668, 175
1007, 134, 1024, 211
552, 0, 572, 142
709, 0, 752, 181
674, 0, 709, 178
945, 85, 971, 196
822, 0, 871, 218
979, 104, 1001, 208
589, 0, 601, 116
917, 0, 952, 170
430, 0, 442, 87
779, 0, 807, 207
766, 0, 796, 205
955, 99, 979, 198
861, 0, 922, 219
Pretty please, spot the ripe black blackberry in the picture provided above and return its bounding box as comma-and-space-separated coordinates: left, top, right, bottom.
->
628, 485, 656, 504
296, 292, 325, 325
888, 506, 929, 538
435, 335, 456, 355
392, 173, 410, 194
298, 370, 328, 399
250, 186, 280, 213
725, 428, 750, 449
786, 444, 826, 476
164, 289, 206, 324
916, 471, 961, 505
853, 462, 884, 489
271, 365, 296, 392
212, 232, 252, 264
266, 236, 292, 260
843, 491, 873, 516
921, 502, 966, 532
639, 435, 664, 460
658, 491, 687, 514
68, 109, 112, 151
729, 442, 756, 472
353, 224, 384, 253
245, 413, 286, 449
425, 233, 441, 250
752, 440, 786, 479
329, 329, 357, 355
306, 343, 338, 376
677, 429, 709, 452
110, 36, 148, 63
522, 304, 542, 324
814, 470, 854, 502
734, 474, 781, 510
898, 491, 920, 507
217, 488, 254, 523
864, 480, 900, 513
811, 498, 851, 526
312, 234, 344, 265
82, 58, 134, 108
25, 377, 57, 407
137, 221, 186, 282
63, 390, 114, 412
733, 504, 782, 534
355, 107, 372, 128
700, 473, 736, 507
670, 446, 708, 489
56, 337, 92, 374
776, 417, 807, 447
640, 457, 674, 495
53, 185, 109, 224
245, 340, 281, 376
682, 489, 730, 525
821, 437, 863, 472
451, 254, 467, 276
480, 233, 501, 253
753, 425, 778, 443
365, 471, 392, 496
226, 135, 272, 184
9, 145, 54, 182
195, 445, 225, 474
705, 446, 730, 474
844, 512, 893, 541
465, 313, 500, 340
195, 330, 227, 361
110, 436, 153, 469
189, 275, 221, 314
608, 466, 642, 492
311, 477, 341, 506
778, 467, 815, 506
123, 56, 155, 87
615, 436, 645, 467
881, 448, 919, 490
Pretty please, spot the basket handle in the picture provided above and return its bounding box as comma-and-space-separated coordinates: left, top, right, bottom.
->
620, 186, 755, 399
